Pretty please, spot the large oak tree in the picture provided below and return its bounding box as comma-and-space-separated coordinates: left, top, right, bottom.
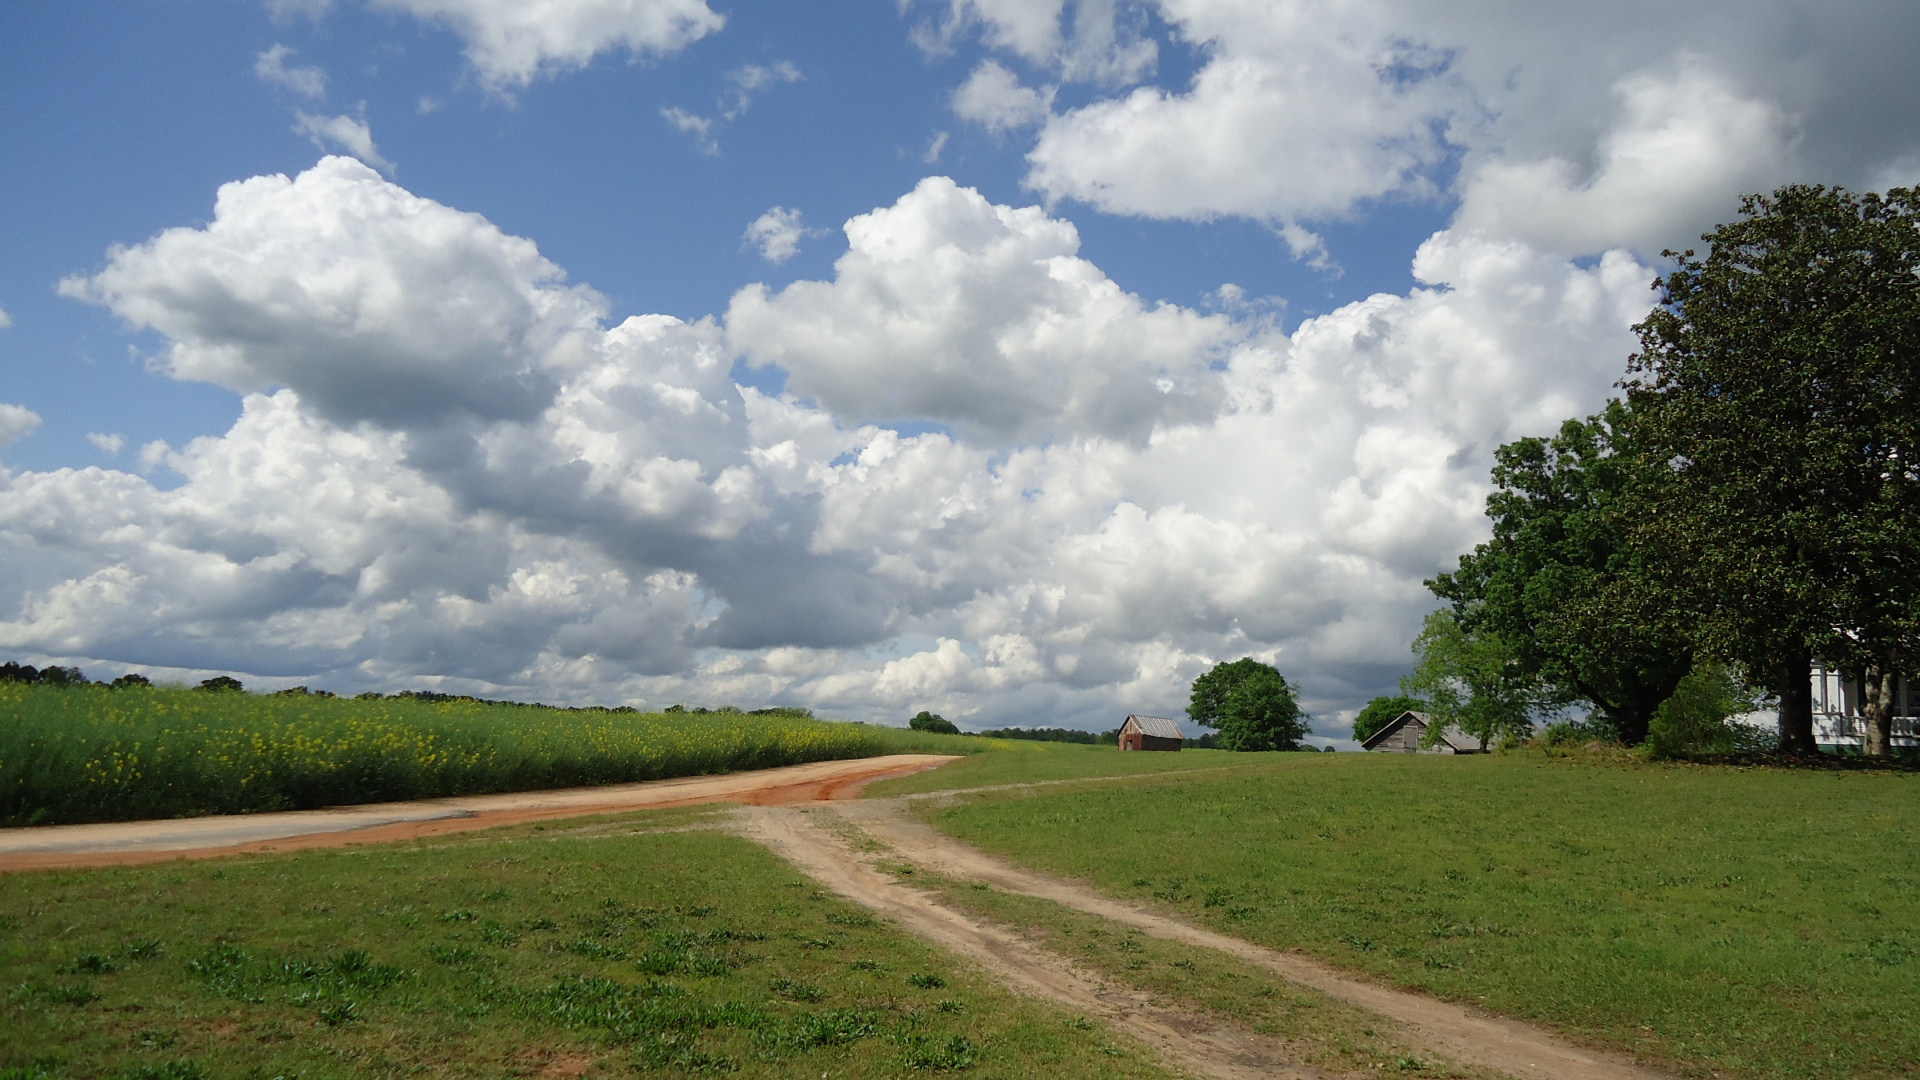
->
1624, 185, 1920, 755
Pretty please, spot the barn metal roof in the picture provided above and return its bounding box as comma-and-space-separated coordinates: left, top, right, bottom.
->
1125, 714, 1185, 740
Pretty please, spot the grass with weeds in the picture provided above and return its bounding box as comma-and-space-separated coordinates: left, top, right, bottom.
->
0, 806, 1170, 1080
0, 682, 983, 826
916, 870, 1499, 1079
916, 749, 1920, 1079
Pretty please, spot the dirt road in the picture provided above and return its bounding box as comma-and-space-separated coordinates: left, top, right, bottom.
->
741, 803, 1328, 1080
748, 799, 1674, 1080
0, 754, 956, 873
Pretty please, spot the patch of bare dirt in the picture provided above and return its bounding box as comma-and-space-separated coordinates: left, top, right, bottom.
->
537, 1052, 597, 1077
779, 799, 1672, 1080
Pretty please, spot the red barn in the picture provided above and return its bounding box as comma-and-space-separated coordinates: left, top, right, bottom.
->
1118, 714, 1184, 751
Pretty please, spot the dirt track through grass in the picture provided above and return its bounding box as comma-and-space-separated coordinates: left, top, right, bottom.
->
740, 799, 1672, 1080
738, 803, 1329, 1080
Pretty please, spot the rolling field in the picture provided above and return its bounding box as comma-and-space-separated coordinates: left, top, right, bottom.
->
0, 808, 1170, 1080
0, 683, 979, 827
863, 742, 1261, 795
913, 750, 1920, 1079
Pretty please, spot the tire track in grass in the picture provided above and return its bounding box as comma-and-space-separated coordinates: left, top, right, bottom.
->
744, 799, 1675, 1080
739, 803, 1336, 1080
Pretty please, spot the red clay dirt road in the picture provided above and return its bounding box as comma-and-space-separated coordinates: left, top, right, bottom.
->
0, 754, 958, 873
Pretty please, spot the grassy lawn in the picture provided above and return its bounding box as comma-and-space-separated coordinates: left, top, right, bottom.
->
0, 808, 1170, 1080
864, 742, 1263, 796
914, 750, 1920, 1080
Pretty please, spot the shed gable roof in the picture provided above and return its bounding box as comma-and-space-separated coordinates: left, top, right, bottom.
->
1359, 710, 1484, 752
1360, 710, 1426, 750
1125, 714, 1184, 740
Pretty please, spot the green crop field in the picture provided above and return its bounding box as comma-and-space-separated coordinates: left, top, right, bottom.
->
912, 750, 1920, 1080
0, 808, 1171, 1080
0, 683, 980, 827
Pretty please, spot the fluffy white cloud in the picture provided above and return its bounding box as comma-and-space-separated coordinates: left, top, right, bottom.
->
952, 61, 1053, 134
10, 163, 1656, 734
0, 405, 40, 447
86, 433, 126, 456
1451, 62, 1796, 257
743, 207, 813, 264
0, 307, 11, 329
61, 157, 604, 427
910, 0, 1155, 86
1025, 1, 1459, 229
977, 1, 1920, 258
255, 44, 328, 98
293, 109, 391, 172
367, 0, 724, 88
727, 177, 1234, 445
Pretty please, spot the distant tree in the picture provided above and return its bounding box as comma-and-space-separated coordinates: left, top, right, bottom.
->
110, 673, 152, 689
976, 727, 1102, 744
198, 676, 245, 693
1351, 695, 1428, 744
37, 666, 86, 687
909, 710, 960, 735
1189, 658, 1308, 751
1401, 610, 1540, 750
1427, 406, 1694, 746
1623, 184, 1920, 756
0, 663, 41, 684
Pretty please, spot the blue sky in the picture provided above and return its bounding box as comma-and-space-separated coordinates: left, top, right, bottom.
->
3, 1, 1917, 739
1, 1, 1437, 473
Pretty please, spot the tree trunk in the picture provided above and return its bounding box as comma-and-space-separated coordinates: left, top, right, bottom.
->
1611, 706, 1651, 748
1862, 667, 1895, 757
1776, 653, 1817, 755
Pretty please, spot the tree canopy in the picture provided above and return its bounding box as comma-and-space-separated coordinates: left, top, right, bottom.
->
1189, 658, 1308, 751
1400, 610, 1539, 750
1427, 406, 1693, 745
908, 710, 960, 735
1623, 184, 1920, 755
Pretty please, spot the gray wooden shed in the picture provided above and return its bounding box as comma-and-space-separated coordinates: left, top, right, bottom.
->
1360, 711, 1485, 753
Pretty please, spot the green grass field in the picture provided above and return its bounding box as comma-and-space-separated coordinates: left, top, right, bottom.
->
0, 808, 1171, 1080
863, 741, 1262, 796
912, 749, 1920, 1080
0, 683, 981, 827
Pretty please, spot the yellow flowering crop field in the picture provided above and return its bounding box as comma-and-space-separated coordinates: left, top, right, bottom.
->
0, 684, 978, 826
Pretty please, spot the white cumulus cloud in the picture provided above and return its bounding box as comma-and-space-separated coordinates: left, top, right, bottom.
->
1452, 61, 1797, 257
950, 1, 1920, 260
366, 0, 724, 89
743, 207, 815, 264
952, 61, 1054, 134
726, 177, 1236, 445
87, 433, 127, 456
14, 163, 1657, 733
60, 156, 605, 428
0, 404, 40, 447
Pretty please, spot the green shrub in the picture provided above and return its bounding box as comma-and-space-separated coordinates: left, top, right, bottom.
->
1645, 663, 1769, 758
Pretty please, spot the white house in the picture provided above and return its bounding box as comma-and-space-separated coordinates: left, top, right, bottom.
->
1809, 665, 1920, 751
